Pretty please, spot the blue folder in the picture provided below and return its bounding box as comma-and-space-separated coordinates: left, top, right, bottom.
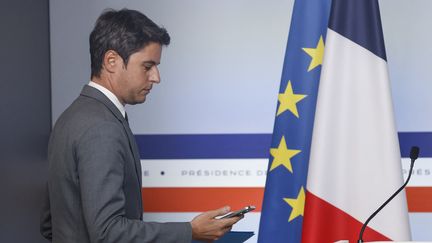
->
192, 231, 254, 243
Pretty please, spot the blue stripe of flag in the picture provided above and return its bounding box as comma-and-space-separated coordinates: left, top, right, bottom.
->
328, 0, 387, 60
136, 132, 430, 159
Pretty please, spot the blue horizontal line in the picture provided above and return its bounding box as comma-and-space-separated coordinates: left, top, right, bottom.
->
135, 132, 432, 159
135, 134, 272, 159
398, 132, 432, 158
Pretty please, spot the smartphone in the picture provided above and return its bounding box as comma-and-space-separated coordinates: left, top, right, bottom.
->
220, 206, 256, 219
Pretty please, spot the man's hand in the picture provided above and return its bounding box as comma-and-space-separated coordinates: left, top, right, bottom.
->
190, 206, 243, 242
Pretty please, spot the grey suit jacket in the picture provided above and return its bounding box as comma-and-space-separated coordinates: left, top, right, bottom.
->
40, 85, 191, 243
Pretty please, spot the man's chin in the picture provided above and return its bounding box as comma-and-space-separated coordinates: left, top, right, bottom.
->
127, 97, 146, 105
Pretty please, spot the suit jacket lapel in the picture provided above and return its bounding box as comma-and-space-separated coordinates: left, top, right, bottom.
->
80, 85, 142, 187
122, 123, 143, 187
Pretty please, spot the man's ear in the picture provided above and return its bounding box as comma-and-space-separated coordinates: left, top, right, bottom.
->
102, 50, 122, 73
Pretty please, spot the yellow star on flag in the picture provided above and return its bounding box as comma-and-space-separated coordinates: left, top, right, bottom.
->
284, 187, 305, 222
302, 36, 325, 71
269, 136, 301, 172
277, 81, 307, 118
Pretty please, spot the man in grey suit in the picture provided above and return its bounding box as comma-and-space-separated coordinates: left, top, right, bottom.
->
40, 9, 241, 243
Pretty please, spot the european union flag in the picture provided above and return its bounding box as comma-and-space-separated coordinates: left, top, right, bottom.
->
258, 0, 331, 242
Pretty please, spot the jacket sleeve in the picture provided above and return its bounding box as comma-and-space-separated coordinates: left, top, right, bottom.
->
76, 121, 191, 243
40, 183, 53, 241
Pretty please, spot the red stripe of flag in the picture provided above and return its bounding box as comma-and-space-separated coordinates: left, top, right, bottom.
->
302, 191, 390, 242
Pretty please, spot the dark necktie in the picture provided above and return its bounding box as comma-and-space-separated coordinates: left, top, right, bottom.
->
125, 113, 129, 123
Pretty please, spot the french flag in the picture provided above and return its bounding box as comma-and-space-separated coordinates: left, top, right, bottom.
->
302, 0, 411, 242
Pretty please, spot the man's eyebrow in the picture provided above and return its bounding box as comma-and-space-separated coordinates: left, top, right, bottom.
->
142, 60, 160, 65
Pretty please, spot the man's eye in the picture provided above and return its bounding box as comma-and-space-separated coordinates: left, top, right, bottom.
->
144, 65, 153, 71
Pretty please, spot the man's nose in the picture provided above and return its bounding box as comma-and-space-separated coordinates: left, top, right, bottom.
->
150, 66, 160, 83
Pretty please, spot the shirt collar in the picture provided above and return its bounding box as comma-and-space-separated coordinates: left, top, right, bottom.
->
88, 81, 126, 118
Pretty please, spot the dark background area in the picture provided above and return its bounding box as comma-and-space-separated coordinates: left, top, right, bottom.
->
0, 0, 51, 242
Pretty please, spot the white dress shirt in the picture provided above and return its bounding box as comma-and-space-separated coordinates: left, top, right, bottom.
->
88, 81, 126, 118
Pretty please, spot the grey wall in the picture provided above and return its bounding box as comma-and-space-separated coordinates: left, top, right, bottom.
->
0, 0, 51, 242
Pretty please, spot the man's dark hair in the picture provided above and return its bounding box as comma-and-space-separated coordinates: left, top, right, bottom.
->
90, 9, 170, 78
